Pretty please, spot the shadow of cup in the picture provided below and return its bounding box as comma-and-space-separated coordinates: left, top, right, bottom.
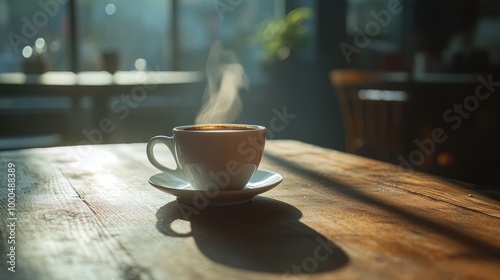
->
156, 197, 348, 274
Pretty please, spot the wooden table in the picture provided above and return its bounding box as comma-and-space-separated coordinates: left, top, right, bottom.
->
1, 140, 499, 279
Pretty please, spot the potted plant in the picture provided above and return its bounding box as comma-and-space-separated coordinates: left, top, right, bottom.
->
250, 7, 313, 65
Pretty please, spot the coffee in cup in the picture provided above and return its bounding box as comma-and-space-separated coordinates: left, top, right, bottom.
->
146, 124, 266, 191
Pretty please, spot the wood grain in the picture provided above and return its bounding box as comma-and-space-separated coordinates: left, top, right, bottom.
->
0, 140, 499, 280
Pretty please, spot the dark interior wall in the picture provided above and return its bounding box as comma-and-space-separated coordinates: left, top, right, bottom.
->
317, 0, 348, 69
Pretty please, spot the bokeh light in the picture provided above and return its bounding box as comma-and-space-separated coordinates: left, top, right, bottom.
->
105, 3, 116, 15
22, 46, 33, 58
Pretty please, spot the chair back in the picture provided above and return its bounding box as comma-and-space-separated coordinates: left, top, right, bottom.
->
330, 69, 410, 163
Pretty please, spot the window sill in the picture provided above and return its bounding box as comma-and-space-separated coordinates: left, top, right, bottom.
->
0, 71, 203, 86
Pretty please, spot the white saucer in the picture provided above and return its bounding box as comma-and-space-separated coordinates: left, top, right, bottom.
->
148, 170, 283, 206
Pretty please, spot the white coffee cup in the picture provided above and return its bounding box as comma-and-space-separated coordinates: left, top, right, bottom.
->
147, 124, 266, 190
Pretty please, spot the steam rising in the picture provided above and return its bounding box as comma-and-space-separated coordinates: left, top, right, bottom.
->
195, 41, 248, 124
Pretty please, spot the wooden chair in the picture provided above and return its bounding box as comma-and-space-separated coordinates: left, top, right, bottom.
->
330, 69, 410, 163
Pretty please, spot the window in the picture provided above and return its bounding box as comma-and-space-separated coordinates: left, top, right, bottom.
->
77, 0, 171, 71
0, 0, 70, 72
0, 0, 285, 74
345, 0, 402, 46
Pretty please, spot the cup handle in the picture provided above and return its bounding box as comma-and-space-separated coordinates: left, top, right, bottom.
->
146, 136, 183, 177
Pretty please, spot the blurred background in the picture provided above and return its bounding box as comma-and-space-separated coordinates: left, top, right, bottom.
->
1, 0, 499, 187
